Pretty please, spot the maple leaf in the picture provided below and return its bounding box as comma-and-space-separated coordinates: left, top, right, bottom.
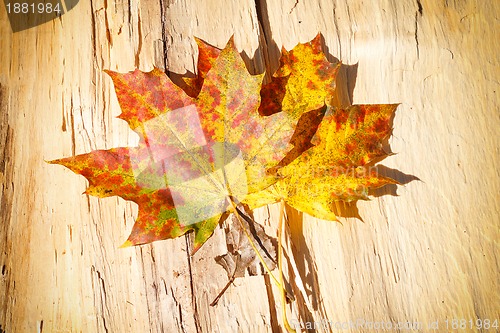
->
243, 104, 400, 220
47, 145, 224, 249
259, 34, 341, 170
259, 34, 340, 117
49, 33, 404, 254
49, 37, 318, 251
104, 68, 193, 131
178, 37, 221, 97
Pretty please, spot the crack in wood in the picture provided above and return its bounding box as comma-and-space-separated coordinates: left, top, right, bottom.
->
289, 0, 299, 14
69, 97, 76, 156
159, 0, 169, 71
89, 1, 97, 63
0, 83, 14, 333
177, 303, 187, 333
254, 0, 270, 45
127, 0, 133, 26
332, 2, 342, 57
263, 274, 280, 333
185, 237, 201, 333
136, 11, 143, 68
139, 247, 158, 332
103, 0, 112, 47
415, 0, 423, 59
254, 0, 280, 77
91, 266, 110, 333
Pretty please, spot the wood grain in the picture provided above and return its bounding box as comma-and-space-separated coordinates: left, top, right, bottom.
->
1, 0, 498, 332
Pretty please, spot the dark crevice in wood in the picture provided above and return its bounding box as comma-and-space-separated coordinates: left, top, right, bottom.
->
331, 2, 342, 58
414, 0, 423, 59
127, 0, 133, 26
159, 0, 169, 71
254, 0, 280, 76
135, 9, 143, 69
89, 1, 97, 63
138, 247, 154, 332
255, 0, 269, 43
263, 274, 280, 333
69, 96, 76, 156
416, 0, 423, 15
289, 0, 299, 14
61, 96, 67, 132
91, 266, 110, 333
414, 12, 419, 59
103, 0, 112, 47
185, 237, 202, 333
0, 83, 14, 333
177, 303, 187, 333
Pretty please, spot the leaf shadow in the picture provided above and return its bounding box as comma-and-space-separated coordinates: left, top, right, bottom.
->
284, 205, 319, 329
319, 34, 359, 107
370, 165, 421, 198
283, 202, 362, 329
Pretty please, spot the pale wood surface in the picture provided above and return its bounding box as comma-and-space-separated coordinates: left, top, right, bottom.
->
1, 1, 498, 332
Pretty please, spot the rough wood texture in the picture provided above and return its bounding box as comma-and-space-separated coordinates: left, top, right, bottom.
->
1, 0, 498, 332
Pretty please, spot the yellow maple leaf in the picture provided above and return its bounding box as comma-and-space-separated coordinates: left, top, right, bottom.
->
243, 104, 400, 220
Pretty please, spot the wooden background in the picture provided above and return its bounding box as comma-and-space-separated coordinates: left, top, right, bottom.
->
1, 0, 498, 332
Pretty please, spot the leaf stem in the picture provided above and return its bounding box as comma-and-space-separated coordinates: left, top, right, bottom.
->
227, 198, 283, 291
278, 199, 296, 333
210, 276, 235, 306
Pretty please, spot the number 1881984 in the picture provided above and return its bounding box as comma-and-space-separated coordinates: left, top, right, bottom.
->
6, 2, 62, 14
444, 319, 498, 330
